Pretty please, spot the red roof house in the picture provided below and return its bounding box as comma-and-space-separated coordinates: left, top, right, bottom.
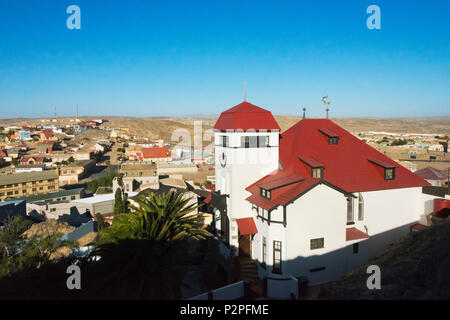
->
246, 118, 430, 210
214, 101, 281, 131
141, 147, 171, 161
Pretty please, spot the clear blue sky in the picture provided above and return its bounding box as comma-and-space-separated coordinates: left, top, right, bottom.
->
0, 0, 449, 118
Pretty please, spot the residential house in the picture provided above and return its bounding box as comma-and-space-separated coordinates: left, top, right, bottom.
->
58, 160, 96, 185
18, 130, 32, 141
415, 167, 448, 187
428, 144, 444, 152
38, 142, 53, 154
128, 147, 172, 162
0, 170, 59, 200
210, 101, 434, 297
20, 156, 45, 166
113, 163, 159, 193
40, 129, 57, 141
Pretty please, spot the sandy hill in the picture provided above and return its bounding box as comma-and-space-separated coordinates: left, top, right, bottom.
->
318, 221, 450, 299
1, 116, 449, 142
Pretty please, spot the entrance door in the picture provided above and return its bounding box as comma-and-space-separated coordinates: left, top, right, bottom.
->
239, 234, 251, 257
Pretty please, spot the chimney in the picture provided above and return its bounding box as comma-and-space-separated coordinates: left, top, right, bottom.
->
302, 107, 306, 119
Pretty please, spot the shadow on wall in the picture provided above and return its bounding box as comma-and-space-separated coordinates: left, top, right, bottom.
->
58, 206, 93, 227
250, 222, 417, 299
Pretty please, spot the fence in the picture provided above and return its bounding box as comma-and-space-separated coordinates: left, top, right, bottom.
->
187, 281, 245, 300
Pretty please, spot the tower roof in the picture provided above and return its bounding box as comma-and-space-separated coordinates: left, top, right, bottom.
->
214, 101, 281, 131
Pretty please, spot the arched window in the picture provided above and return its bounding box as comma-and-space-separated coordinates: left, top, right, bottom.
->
358, 193, 364, 221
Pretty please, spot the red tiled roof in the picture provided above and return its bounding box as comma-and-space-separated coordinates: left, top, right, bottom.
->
245, 170, 320, 210
415, 167, 447, 181
214, 101, 281, 131
141, 147, 171, 159
42, 129, 53, 138
203, 193, 212, 204
368, 158, 398, 169
236, 217, 258, 235
299, 156, 325, 168
346, 227, 370, 241
279, 119, 429, 192
20, 156, 44, 163
318, 128, 340, 138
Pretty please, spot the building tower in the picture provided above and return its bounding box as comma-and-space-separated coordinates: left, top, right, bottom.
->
214, 101, 281, 253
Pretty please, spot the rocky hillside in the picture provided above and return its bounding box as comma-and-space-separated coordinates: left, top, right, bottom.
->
318, 221, 450, 299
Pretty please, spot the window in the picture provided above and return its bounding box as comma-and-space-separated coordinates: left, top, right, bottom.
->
311, 167, 323, 178
262, 237, 267, 269
353, 243, 359, 254
139, 172, 143, 177
310, 238, 324, 250
384, 168, 395, 180
260, 188, 271, 199
358, 193, 364, 221
242, 136, 250, 148
71, 196, 76, 200
347, 197, 354, 224
258, 136, 270, 147
329, 137, 339, 145
220, 135, 229, 147
273, 241, 282, 274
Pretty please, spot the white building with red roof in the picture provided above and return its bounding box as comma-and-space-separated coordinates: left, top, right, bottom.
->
212, 101, 437, 298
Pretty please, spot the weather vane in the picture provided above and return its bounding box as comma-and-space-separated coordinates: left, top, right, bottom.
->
322, 95, 331, 119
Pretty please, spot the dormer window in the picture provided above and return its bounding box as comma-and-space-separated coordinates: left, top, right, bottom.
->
319, 128, 340, 145
369, 159, 397, 181
328, 137, 339, 145
311, 167, 323, 178
260, 188, 271, 199
384, 168, 395, 180
299, 156, 325, 179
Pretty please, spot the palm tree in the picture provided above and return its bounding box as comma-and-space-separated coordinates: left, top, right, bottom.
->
100, 190, 209, 244
89, 190, 210, 299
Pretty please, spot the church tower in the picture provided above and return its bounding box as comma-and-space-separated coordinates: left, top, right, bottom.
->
214, 101, 280, 252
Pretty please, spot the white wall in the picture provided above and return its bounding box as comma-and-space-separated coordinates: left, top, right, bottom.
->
284, 184, 349, 285
215, 130, 279, 250
362, 187, 423, 258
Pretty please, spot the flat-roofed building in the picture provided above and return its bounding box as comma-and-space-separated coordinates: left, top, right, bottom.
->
58, 160, 96, 186
157, 162, 198, 175
114, 163, 159, 193
0, 170, 59, 200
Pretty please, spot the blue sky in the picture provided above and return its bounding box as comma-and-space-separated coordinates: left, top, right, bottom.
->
0, 0, 449, 118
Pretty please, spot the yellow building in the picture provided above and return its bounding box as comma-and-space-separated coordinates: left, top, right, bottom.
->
0, 170, 59, 200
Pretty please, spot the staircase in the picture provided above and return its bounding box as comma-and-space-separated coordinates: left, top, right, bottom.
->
238, 257, 263, 298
